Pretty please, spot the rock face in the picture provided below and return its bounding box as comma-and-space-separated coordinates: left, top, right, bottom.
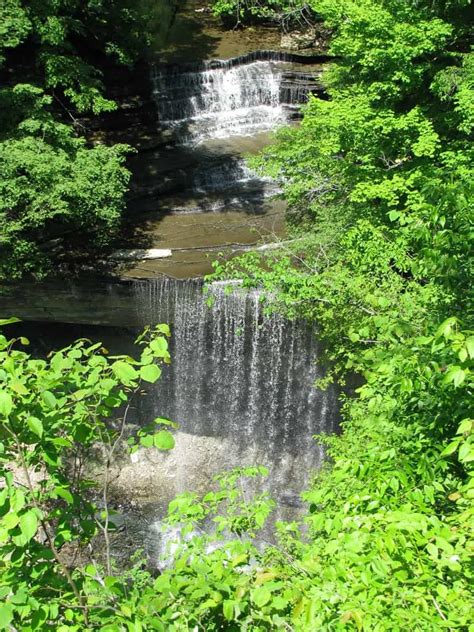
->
0, 279, 140, 327
105, 433, 240, 505
77, 48, 328, 279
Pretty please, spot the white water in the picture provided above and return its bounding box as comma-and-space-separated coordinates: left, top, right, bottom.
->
132, 281, 338, 501
152, 54, 311, 144
116, 56, 332, 565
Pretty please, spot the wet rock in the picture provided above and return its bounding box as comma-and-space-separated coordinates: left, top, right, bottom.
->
281, 29, 318, 51
110, 249, 172, 261
280, 25, 332, 54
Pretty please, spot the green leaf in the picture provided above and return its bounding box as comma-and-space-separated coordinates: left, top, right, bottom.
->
441, 440, 459, 456
457, 419, 472, 435
465, 336, 474, 359
140, 434, 153, 448
426, 542, 438, 558
252, 587, 271, 608
0, 317, 20, 326
255, 571, 278, 585
0, 603, 14, 629
453, 369, 466, 387
459, 442, 474, 463
10, 381, 28, 396
0, 392, 13, 417
140, 364, 162, 383
12, 489, 25, 512
3, 512, 19, 530
272, 596, 289, 610
154, 417, 177, 428
55, 487, 74, 504
72, 389, 88, 401
111, 361, 139, 385
436, 317, 457, 339
150, 337, 169, 358
50, 437, 73, 448
223, 600, 235, 621
27, 416, 43, 438
19, 511, 38, 542
443, 366, 466, 387
42, 390, 57, 410
153, 430, 175, 450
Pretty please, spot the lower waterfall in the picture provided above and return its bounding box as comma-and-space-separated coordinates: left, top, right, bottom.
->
115, 278, 339, 564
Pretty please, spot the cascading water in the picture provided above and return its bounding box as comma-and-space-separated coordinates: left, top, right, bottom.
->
104, 53, 332, 562
122, 50, 322, 277
152, 51, 319, 144
117, 279, 338, 564
131, 51, 321, 253
154, 63, 283, 143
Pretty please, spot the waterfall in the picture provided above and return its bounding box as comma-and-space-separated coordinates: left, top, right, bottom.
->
141, 51, 322, 220
124, 278, 339, 563
107, 53, 330, 561
152, 51, 320, 144
127, 279, 338, 511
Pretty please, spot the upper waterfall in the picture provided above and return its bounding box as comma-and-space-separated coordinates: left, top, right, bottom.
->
152, 51, 320, 144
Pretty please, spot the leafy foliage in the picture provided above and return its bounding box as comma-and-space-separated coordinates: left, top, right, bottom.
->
211, 0, 312, 27
204, 0, 474, 627
0, 321, 174, 629
1, 0, 473, 628
0, 1, 156, 279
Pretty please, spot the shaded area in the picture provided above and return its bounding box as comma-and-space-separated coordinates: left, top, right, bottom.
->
156, 0, 280, 63
5, 278, 340, 517
0, 279, 139, 327
114, 54, 324, 277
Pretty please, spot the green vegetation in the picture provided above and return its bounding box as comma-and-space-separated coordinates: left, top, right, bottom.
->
1, 0, 473, 629
211, 0, 311, 27
0, 320, 176, 629
207, 0, 474, 627
0, 1, 156, 279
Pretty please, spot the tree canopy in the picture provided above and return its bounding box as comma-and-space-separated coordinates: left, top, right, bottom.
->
0, 0, 156, 279
211, 0, 314, 27
208, 0, 473, 627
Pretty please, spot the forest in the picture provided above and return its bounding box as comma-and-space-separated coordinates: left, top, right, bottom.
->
0, 0, 472, 630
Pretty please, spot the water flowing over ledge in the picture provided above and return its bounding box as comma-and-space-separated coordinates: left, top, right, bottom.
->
84, 277, 337, 563
134, 279, 337, 439
157, 49, 332, 72
152, 50, 323, 144
118, 49, 324, 277
130, 279, 338, 494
